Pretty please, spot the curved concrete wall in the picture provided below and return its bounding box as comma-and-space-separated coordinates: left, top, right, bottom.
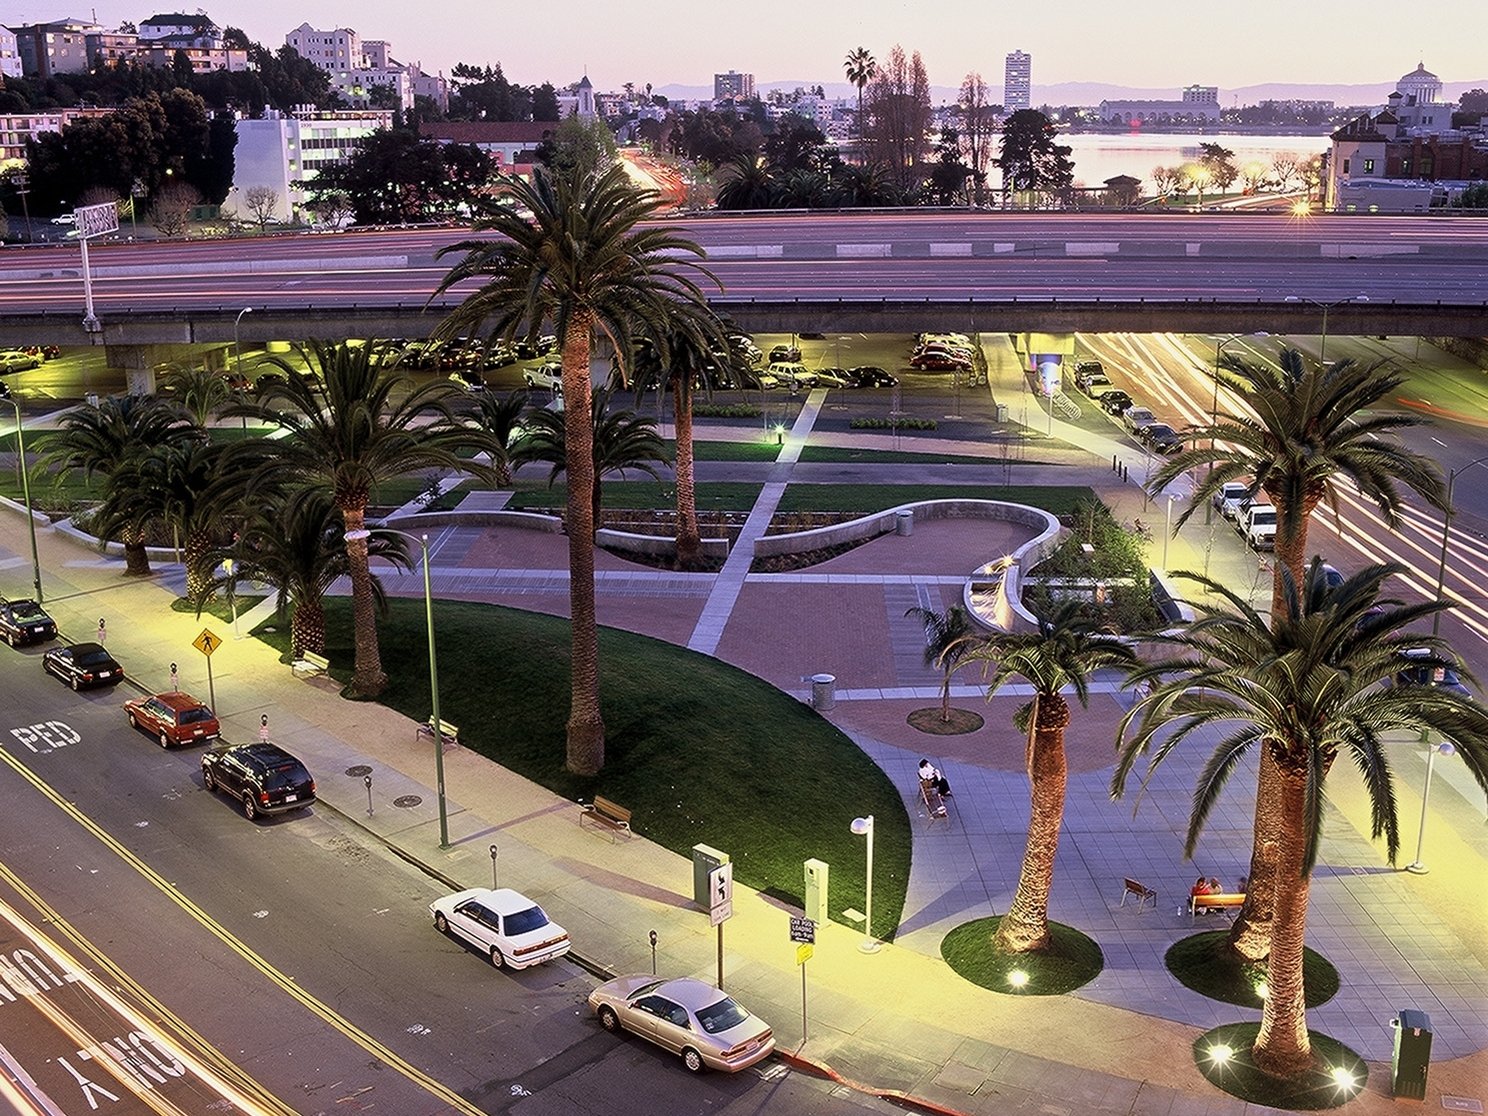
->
382, 509, 563, 533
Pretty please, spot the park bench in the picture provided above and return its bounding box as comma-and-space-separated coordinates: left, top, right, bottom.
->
292, 650, 331, 677
579, 796, 632, 841
416, 718, 460, 747
1118, 878, 1157, 910
1189, 892, 1246, 918
918, 777, 949, 822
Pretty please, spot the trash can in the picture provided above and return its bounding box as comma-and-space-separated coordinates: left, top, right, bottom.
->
995, 402, 1008, 423
895, 509, 914, 537
1391, 1009, 1432, 1099
810, 674, 836, 711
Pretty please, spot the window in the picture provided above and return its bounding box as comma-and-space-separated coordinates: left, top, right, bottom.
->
1342, 158, 1350, 173
1362, 158, 1375, 174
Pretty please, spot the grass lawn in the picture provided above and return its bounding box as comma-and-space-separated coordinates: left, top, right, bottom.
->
508, 480, 764, 513
941, 917, 1104, 995
0, 471, 102, 509
797, 447, 1050, 466
1192, 1022, 1366, 1109
671, 439, 783, 462
171, 595, 268, 626
1166, 931, 1339, 1008
256, 598, 911, 941
776, 484, 1097, 516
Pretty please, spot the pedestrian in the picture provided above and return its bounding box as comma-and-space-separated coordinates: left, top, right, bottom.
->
1237, 875, 1249, 895
1208, 876, 1223, 894
169, 661, 179, 693
96, 617, 106, 643
918, 759, 952, 798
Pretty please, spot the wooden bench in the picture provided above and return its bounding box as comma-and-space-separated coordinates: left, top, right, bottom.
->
579, 796, 632, 840
1190, 892, 1246, 918
918, 778, 949, 822
416, 718, 460, 747
1118, 878, 1157, 910
292, 650, 331, 677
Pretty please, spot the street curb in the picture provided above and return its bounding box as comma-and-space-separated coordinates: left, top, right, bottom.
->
773, 1048, 972, 1116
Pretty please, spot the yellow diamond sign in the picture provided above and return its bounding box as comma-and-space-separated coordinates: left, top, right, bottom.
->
796, 943, 813, 966
193, 629, 222, 658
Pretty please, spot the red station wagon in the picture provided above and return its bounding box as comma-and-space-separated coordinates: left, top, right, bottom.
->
124, 691, 222, 748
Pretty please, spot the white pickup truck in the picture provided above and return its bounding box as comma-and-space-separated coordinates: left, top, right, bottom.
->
1241, 503, 1277, 550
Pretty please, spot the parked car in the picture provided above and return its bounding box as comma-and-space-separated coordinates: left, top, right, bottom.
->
201, 742, 316, 820
221, 370, 251, 392
430, 886, 571, 970
1321, 562, 1345, 589
910, 352, 972, 371
1076, 370, 1111, 396
589, 975, 776, 1074
1122, 406, 1158, 434
767, 343, 801, 363
752, 370, 782, 391
451, 369, 486, 392
1098, 389, 1134, 415
42, 641, 123, 690
1393, 648, 1471, 696
1212, 481, 1250, 513
1240, 503, 1277, 550
766, 361, 815, 389
726, 335, 762, 364
124, 691, 221, 748
483, 344, 517, 369
917, 332, 972, 348
0, 598, 57, 646
1220, 486, 1255, 522
848, 366, 898, 388
523, 362, 564, 392
812, 366, 853, 387
0, 349, 41, 373
1140, 422, 1184, 455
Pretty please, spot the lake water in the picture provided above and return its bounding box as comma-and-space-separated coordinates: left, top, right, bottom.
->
1059, 132, 1332, 192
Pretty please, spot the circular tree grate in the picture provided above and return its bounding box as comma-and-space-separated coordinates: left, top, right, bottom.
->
393, 794, 423, 809
345, 765, 373, 778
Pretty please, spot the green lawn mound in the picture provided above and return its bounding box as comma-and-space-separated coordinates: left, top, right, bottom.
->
941, 917, 1103, 995
1167, 931, 1340, 1008
268, 597, 911, 943
907, 707, 984, 734
1193, 1023, 1367, 1110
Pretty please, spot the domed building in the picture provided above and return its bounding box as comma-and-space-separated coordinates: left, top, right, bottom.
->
1396, 62, 1442, 106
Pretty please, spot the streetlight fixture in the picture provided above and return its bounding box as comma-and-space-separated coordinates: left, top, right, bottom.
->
345, 526, 449, 848
849, 815, 880, 953
1428, 454, 1488, 641
1, 390, 44, 603
234, 307, 254, 430
1404, 741, 1456, 875
1283, 295, 1369, 363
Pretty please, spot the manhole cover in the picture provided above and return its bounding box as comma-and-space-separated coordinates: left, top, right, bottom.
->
393, 795, 423, 809
345, 765, 373, 777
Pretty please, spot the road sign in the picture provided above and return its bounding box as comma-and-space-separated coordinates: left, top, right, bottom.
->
796, 943, 814, 965
74, 202, 119, 240
709, 863, 733, 908
789, 916, 816, 944
192, 629, 222, 657
709, 899, 733, 927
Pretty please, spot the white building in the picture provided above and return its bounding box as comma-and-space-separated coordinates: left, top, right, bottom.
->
285, 23, 363, 71
137, 14, 222, 43
0, 108, 111, 163
1004, 51, 1031, 111
231, 108, 393, 223
0, 28, 23, 79
284, 23, 447, 114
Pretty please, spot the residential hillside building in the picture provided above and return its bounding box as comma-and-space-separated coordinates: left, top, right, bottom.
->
230, 108, 393, 223
0, 107, 112, 163
714, 71, 755, 100
1004, 51, 1031, 111
283, 22, 447, 113
137, 13, 221, 42
0, 27, 23, 79
11, 19, 101, 78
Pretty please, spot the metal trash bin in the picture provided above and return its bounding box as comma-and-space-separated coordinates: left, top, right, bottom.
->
810, 674, 836, 711
995, 402, 1008, 422
1391, 1009, 1432, 1099
895, 509, 914, 537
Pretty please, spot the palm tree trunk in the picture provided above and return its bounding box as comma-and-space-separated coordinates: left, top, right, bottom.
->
121, 527, 152, 577
940, 674, 952, 722
993, 691, 1070, 953
290, 596, 325, 658
562, 312, 605, 775
673, 380, 702, 570
1252, 757, 1315, 1079
340, 502, 388, 697
183, 528, 214, 602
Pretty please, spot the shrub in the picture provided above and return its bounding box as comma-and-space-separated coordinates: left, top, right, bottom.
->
849, 416, 938, 431
694, 402, 763, 418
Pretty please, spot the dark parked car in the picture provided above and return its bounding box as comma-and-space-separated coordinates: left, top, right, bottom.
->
124, 691, 221, 748
1098, 390, 1134, 415
1393, 648, 1471, 696
910, 352, 972, 371
42, 641, 123, 690
768, 343, 801, 363
202, 742, 317, 820
1075, 360, 1104, 377
483, 344, 517, 369
847, 366, 898, 388
0, 598, 57, 646
1140, 423, 1184, 455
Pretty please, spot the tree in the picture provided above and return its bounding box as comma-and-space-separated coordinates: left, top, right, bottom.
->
467, 388, 529, 487
863, 45, 931, 194
928, 127, 973, 205
1116, 562, 1488, 1078
958, 602, 1138, 952
1148, 350, 1445, 960
1270, 154, 1299, 191
843, 47, 877, 155
906, 604, 983, 722
162, 365, 231, 426
243, 185, 279, 232
998, 110, 1074, 205
531, 82, 561, 122
150, 180, 200, 237
763, 116, 828, 176
957, 73, 994, 204
715, 155, 777, 210
831, 163, 901, 207
537, 115, 618, 178
307, 130, 494, 224
1458, 182, 1488, 209
225, 341, 496, 696
433, 165, 718, 775
1198, 142, 1238, 192
1150, 165, 1182, 197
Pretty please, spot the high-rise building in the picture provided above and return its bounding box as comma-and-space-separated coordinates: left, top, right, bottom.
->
714, 71, 755, 101
1004, 51, 1031, 111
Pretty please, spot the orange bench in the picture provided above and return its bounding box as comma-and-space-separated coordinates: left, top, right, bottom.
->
1189, 892, 1246, 918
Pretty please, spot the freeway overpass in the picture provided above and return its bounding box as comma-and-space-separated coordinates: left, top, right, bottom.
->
0, 212, 1485, 348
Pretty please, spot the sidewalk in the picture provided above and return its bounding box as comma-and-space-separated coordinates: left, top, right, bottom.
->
3, 453, 1486, 1115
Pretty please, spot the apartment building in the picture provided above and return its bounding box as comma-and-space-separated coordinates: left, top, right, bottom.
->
231, 108, 394, 223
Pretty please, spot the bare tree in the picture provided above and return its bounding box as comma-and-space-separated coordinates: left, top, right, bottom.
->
864, 45, 932, 195
1296, 154, 1325, 199
307, 190, 355, 230
243, 185, 280, 232
958, 73, 995, 206
1270, 154, 1299, 191
151, 181, 202, 238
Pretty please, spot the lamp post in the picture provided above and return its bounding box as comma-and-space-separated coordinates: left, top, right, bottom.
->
1404, 741, 1456, 875
1428, 455, 1488, 642
1283, 294, 1369, 363
2, 392, 43, 603
13, 172, 32, 244
234, 307, 253, 430
346, 527, 449, 848
1205, 332, 1268, 524
849, 815, 880, 953
1162, 493, 1181, 569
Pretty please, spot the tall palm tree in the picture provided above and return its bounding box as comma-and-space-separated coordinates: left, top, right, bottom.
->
43, 394, 199, 576
844, 47, 877, 156
161, 365, 231, 427
468, 388, 530, 487
1115, 562, 1488, 1078
432, 164, 718, 775
906, 604, 983, 723
225, 340, 495, 696
1149, 349, 1445, 960
958, 602, 1138, 952
513, 384, 668, 536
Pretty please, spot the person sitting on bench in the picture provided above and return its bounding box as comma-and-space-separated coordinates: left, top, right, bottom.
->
919, 759, 952, 798
1190, 876, 1214, 901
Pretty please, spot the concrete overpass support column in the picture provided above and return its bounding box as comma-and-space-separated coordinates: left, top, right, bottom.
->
104, 343, 216, 395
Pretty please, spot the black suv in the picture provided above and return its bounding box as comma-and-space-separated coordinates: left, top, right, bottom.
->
0, 597, 57, 646
202, 742, 317, 820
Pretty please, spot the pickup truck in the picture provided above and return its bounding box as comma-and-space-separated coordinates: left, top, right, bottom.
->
1241, 504, 1277, 550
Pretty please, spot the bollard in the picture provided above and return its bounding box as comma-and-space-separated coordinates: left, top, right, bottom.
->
364, 773, 373, 816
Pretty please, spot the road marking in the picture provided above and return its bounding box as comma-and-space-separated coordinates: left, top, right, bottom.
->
929, 242, 972, 257
1065, 242, 1119, 256
836, 243, 891, 258
0, 749, 488, 1116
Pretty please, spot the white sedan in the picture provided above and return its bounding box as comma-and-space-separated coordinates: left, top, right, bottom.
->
429, 887, 571, 970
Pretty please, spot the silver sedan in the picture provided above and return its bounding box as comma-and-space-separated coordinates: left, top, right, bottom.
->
588, 974, 775, 1074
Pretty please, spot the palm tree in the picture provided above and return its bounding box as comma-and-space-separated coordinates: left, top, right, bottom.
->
715, 155, 777, 210
513, 384, 668, 536
1114, 562, 1488, 1078
1149, 350, 1445, 961
906, 604, 983, 722
832, 163, 901, 208
161, 365, 231, 427
432, 164, 718, 775
958, 602, 1139, 952
225, 340, 495, 696
203, 487, 412, 658
844, 47, 877, 156
43, 394, 199, 576
468, 388, 530, 487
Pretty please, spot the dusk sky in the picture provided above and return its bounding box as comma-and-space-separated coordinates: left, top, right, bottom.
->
16, 1, 1484, 93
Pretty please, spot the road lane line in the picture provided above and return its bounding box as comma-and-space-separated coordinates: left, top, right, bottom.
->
0, 750, 487, 1116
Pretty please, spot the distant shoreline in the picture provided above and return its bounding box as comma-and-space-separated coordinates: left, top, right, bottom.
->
1061, 125, 1337, 138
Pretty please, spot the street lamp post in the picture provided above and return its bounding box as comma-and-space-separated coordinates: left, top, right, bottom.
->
13, 173, 32, 244
1428, 455, 1488, 642
849, 815, 880, 954
234, 307, 254, 430
1283, 295, 1369, 363
346, 527, 449, 849
2, 393, 44, 603
1404, 741, 1456, 875
1205, 332, 1268, 524
1162, 493, 1181, 569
